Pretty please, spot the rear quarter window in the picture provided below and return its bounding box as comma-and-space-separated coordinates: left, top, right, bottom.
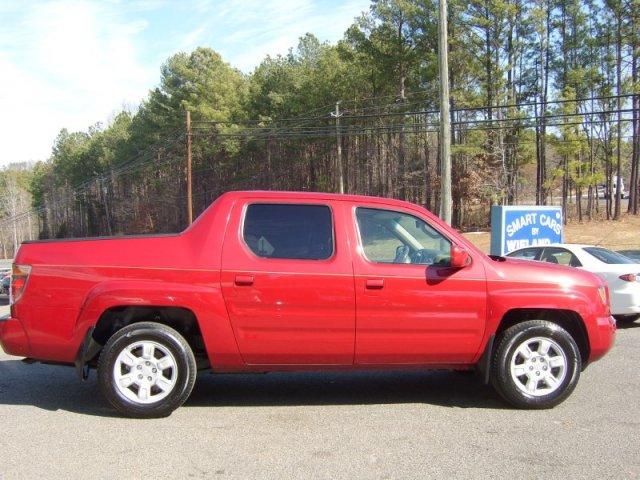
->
583, 247, 636, 265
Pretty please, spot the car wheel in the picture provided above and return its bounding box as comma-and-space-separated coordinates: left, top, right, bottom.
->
97, 321, 197, 418
491, 320, 581, 409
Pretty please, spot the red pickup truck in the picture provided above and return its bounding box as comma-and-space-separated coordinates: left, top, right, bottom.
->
1, 191, 615, 417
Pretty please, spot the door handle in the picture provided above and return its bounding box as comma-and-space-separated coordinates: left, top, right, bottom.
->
235, 274, 254, 286
365, 278, 384, 289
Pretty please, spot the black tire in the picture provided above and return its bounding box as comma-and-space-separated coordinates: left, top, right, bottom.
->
97, 322, 197, 418
490, 320, 581, 409
613, 314, 640, 324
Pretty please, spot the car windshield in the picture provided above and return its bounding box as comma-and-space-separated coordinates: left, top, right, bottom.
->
583, 247, 637, 264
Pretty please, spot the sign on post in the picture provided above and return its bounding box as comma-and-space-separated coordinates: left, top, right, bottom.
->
490, 205, 563, 256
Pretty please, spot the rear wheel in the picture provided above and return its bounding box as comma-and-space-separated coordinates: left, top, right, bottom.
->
97, 322, 197, 418
491, 320, 581, 409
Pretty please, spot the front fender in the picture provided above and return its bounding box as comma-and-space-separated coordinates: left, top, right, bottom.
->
488, 286, 598, 326
73, 280, 244, 371
472, 282, 600, 364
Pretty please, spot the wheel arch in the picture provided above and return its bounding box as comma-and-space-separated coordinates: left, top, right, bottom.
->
90, 305, 208, 368
496, 308, 590, 366
72, 279, 246, 374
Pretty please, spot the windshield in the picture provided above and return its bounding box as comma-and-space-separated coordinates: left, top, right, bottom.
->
583, 247, 637, 264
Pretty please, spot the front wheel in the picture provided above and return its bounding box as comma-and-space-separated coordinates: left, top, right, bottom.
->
97, 322, 197, 418
491, 320, 581, 409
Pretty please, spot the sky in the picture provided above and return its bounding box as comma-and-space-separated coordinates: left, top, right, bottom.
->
0, 0, 370, 165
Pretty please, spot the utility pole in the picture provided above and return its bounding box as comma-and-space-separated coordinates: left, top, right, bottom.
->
331, 101, 345, 194
186, 110, 193, 224
438, 0, 452, 224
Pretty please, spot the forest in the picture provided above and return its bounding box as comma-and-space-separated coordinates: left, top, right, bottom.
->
0, 0, 638, 258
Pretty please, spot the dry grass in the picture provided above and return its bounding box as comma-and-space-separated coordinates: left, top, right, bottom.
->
462, 213, 640, 253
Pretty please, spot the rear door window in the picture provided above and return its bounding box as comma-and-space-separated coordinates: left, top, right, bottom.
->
540, 247, 582, 267
243, 204, 334, 260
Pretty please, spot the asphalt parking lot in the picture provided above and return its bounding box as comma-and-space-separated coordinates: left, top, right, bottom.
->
0, 309, 638, 479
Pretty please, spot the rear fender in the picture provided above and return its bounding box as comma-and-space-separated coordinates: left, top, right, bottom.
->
74, 280, 244, 371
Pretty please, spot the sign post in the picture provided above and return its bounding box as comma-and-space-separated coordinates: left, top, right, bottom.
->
490, 205, 563, 256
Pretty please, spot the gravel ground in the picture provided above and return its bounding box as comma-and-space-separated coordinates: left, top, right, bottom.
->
0, 305, 638, 479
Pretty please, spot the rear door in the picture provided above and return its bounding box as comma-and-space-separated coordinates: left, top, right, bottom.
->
220, 198, 355, 365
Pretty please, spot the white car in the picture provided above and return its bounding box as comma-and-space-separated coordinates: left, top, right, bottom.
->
597, 176, 627, 199
506, 244, 640, 324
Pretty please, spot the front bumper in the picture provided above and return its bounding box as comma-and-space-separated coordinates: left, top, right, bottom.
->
0, 316, 30, 357
589, 315, 616, 362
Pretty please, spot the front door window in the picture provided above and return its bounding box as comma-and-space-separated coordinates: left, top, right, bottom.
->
356, 207, 451, 266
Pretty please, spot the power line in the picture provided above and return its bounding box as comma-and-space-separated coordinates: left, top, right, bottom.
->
189, 114, 635, 140
1, 94, 637, 232
188, 93, 636, 126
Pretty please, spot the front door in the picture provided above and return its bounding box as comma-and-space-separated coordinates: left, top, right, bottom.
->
220, 198, 355, 365
349, 205, 487, 365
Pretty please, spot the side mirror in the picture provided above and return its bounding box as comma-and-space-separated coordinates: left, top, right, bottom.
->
450, 245, 470, 268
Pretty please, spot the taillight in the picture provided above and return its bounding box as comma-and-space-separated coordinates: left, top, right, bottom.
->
10, 264, 31, 305
619, 274, 638, 282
